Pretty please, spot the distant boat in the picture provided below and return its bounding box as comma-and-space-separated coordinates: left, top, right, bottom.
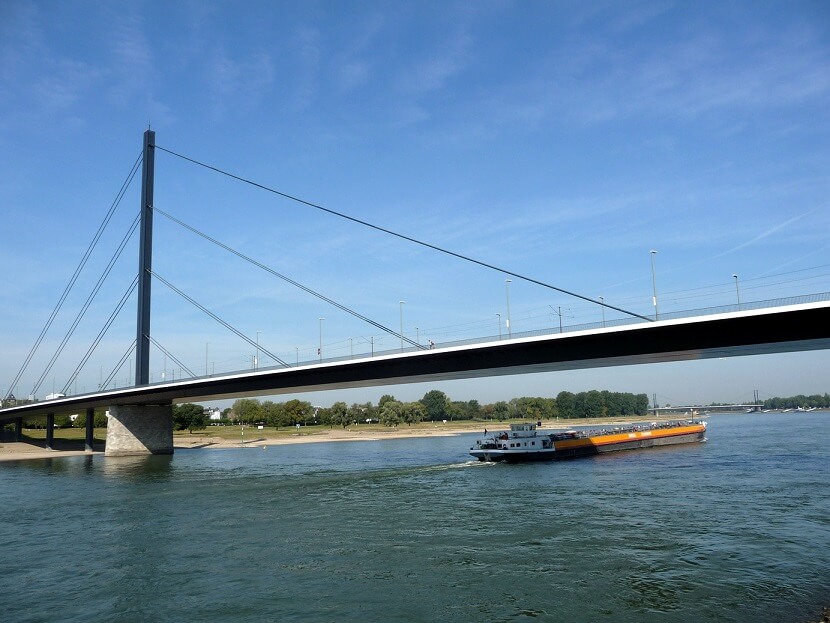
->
470, 420, 707, 463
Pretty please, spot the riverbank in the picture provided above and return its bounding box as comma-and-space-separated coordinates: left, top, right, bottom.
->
0, 415, 701, 461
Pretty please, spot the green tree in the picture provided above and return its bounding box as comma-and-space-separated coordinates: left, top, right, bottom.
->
231, 398, 262, 423
582, 390, 604, 418
556, 391, 575, 418
379, 400, 403, 426
262, 401, 289, 428
401, 401, 426, 426
464, 399, 482, 419
329, 401, 349, 428
492, 401, 510, 420
378, 394, 397, 410
74, 410, 108, 428
173, 403, 206, 432
283, 399, 313, 425
420, 390, 450, 421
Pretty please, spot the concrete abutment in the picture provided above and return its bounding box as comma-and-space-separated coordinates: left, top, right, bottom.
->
105, 404, 173, 456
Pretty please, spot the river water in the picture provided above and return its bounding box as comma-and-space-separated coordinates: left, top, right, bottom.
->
1, 412, 828, 623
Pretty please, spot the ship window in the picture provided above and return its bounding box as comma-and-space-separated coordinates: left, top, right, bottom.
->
531, 441, 535, 445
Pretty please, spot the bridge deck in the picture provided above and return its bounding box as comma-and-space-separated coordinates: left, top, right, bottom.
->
2, 301, 829, 422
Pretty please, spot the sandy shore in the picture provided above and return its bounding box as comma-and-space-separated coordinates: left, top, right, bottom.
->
0, 424, 474, 461
0, 443, 103, 462
0, 416, 689, 462
174, 424, 473, 451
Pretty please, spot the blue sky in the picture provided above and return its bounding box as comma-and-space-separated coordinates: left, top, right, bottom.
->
1, 0, 829, 407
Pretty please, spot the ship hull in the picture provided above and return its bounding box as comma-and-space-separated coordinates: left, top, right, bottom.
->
471, 427, 705, 463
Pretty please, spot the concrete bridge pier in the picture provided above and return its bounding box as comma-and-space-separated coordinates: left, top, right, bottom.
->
14, 417, 22, 441
45, 413, 54, 450
105, 404, 173, 456
85, 407, 94, 452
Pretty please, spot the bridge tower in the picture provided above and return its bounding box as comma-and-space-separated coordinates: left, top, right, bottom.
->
105, 129, 173, 456
135, 129, 154, 386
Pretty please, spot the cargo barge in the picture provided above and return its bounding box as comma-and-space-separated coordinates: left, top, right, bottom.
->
470, 420, 706, 462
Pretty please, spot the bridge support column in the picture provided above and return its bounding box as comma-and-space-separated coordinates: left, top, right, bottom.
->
105, 404, 173, 456
85, 407, 95, 452
45, 413, 54, 450
14, 417, 22, 441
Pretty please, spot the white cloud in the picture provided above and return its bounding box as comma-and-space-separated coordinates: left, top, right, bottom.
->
400, 30, 472, 95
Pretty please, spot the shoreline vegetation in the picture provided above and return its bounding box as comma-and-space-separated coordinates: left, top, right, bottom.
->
2, 409, 826, 463
0, 415, 666, 462
3, 387, 827, 463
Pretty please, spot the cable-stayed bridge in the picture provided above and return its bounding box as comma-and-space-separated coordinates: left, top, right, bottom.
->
3, 131, 829, 455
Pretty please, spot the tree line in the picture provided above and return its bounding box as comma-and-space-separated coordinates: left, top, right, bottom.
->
763, 394, 830, 410
224, 389, 650, 428
3, 388, 651, 432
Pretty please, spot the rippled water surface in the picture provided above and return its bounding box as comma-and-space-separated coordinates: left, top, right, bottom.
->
1, 412, 829, 622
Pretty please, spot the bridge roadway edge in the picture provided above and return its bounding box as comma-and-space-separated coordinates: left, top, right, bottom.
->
2, 302, 830, 443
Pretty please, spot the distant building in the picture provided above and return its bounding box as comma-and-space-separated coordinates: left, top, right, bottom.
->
204, 407, 222, 421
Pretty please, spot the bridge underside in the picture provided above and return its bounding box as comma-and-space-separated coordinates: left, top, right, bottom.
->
2, 302, 828, 423
152, 302, 830, 404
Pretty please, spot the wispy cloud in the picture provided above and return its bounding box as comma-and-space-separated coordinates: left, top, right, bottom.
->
208, 48, 275, 112
0, 4, 100, 132
718, 211, 812, 255
475, 9, 830, 132
400, 29, 472, 95
290, 27, 322, 110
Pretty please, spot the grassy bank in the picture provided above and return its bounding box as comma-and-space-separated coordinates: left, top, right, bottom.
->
5, 413, 691, 447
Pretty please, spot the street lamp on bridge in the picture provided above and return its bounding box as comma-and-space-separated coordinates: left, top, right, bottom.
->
733, 274, 741, 309
255, 331, 260, 370
399, 301, 406, 352
505, 279, 512, 338
318, 318, 325, 362
599, 296, 606, 328
650, 249, 659, 320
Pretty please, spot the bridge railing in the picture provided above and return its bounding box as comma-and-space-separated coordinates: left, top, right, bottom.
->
54, 290, 830, 395
388, 291, 830, 354
260, 291, 830, 368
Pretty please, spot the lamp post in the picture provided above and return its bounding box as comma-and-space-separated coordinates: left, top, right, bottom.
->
505, 279, 512, 338
732, 274, 741, 309
415, 327, 420, 345
295, 346, 299, 366
599, 296, 606, 328
496, 313, 502, 340
360, 336, 377, 356
399, 301, 406, 351
205, 343, 209, 376
318, 318, 325, 362
255, 331, 260, 370
650, 249, 659, 320
550, 305, 565, 333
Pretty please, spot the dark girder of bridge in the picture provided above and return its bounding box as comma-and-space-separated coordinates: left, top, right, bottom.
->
2, 301, 828, 422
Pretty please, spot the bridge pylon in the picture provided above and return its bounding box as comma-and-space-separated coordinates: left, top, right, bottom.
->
101, 130, 173, 457
135, 129, 155, 386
